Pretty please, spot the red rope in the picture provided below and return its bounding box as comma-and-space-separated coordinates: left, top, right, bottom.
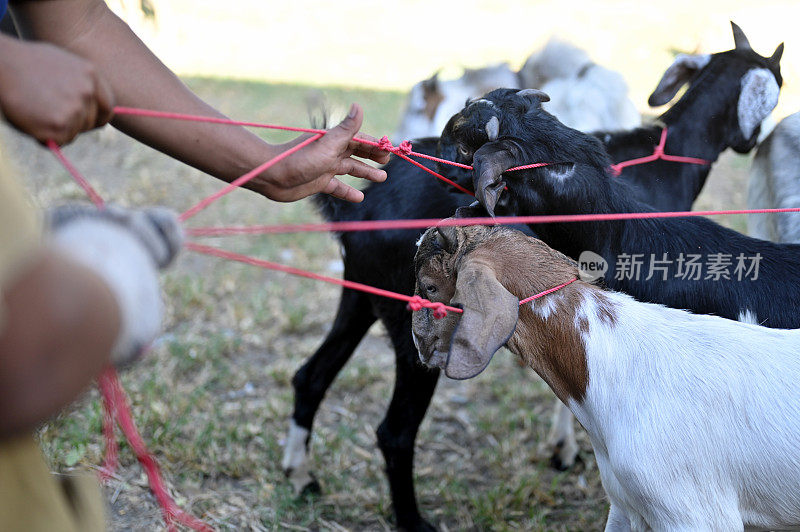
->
609, 128, 711, 177
180, 133, 324, 221
101, 368, 214, 532
47, 141, 105, 208
185, 242, 462, 317
518, 278, 577, 305
186, 206, 800, 237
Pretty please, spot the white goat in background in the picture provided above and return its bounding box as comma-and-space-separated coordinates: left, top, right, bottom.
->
393, 38, 640, 141
748, 111, 800, 243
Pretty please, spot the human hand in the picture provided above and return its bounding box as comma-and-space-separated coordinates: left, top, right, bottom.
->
50, 204, 183, 366
249, 104, 391, 202
0, 36, 114, 145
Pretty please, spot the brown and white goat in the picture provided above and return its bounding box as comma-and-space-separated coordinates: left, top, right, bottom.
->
412, 223, 800, 531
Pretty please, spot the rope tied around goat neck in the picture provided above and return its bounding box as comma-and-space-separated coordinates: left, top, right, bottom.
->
608, 127, 711, 177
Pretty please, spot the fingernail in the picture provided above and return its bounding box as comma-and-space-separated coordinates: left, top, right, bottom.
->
348, 104, 357, 119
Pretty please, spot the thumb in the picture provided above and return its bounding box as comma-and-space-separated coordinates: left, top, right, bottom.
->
323, 103, 363, 148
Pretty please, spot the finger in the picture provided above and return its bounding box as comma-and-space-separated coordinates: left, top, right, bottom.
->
93, 74, 115, 128
323, 177, 364, 203
350, 132, 391, 164
336, 157, 387, 183
82, 98, 99, 134
319, 103, 363, 154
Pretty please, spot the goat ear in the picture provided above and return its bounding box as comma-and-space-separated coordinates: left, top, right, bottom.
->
769, 43, 784, 67
422, 71, 441, 94
445, 260, 519, 380
648, 54, 711, 107
473, 142, 518, 217
738, 68, 780, 140
731, 21, 752, 51
435, 225, 459, 254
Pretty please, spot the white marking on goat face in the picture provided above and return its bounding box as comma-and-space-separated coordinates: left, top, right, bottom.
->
738, 68, 780, 140
485, 116, 499, 141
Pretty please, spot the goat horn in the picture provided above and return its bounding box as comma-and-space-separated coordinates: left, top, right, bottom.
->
731, 21, 752, 51
516, 88, 551, 103
485, 116, 500, 141
770, 43, 785, 65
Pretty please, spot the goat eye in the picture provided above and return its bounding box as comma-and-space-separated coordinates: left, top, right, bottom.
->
457, 144, 471, 159
426, 285, 438, 294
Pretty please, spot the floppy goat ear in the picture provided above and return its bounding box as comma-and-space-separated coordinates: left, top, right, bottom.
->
648, 53, 711, 107
445, 260, 520, 380
472, 142, 518, 217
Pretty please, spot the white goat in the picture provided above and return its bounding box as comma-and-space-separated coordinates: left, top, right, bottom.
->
393, 38, 640, 141
412, 223, 800, 531
520, 38, 641, 133
392, 63, 519, 142
748, 111, 800, 243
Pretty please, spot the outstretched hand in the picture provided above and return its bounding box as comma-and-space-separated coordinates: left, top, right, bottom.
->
248, 104, 391, 203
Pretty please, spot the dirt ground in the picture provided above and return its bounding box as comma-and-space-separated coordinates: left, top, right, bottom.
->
1, 76, 755, 531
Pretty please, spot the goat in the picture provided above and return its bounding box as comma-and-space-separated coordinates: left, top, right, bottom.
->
393, 63, 520, 143
411, 222, 800, 531
441, 23, 784, 212
393, 38, 640, 142
747, 110, 800, 243
519, 38, 640, 133
283, 25, 785, 532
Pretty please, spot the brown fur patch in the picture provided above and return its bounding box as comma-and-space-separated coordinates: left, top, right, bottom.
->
460, 227, 616, 404
422, 85, 445, 121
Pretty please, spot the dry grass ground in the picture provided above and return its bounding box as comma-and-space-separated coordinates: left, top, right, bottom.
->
2, 76, 754, 531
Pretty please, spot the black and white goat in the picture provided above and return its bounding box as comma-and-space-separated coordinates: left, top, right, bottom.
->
412, 223, 800, 531
283, 23, 783, 532
748, 110, 800, 243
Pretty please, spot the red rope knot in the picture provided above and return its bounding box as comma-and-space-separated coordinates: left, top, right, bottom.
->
378, 135, 394, 151
406, 295, 425, 312
397, 140, 413, 155
430, 302, 448, 320
406, 296, 449, 319
653, 127, 668, 157
377, 136, 413, 156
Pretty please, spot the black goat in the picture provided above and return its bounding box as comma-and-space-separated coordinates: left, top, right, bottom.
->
458, 87, 800, 325
283, 24, 785, 532
283, 138, 471, 532
439, 22, 783, 212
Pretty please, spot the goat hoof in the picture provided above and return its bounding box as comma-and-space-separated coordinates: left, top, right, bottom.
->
548, 438, 580, 471
298, 477, 322, 498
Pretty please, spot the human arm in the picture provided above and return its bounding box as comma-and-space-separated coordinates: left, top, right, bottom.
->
8, 0, 390, 202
